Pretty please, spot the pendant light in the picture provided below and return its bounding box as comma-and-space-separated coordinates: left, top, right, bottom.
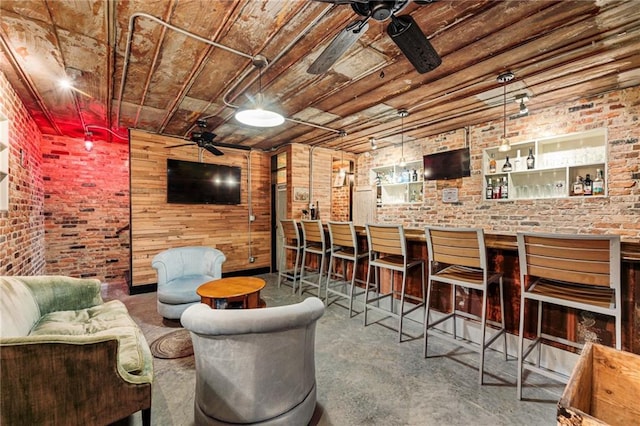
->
369, 137, 377, 150
235, 56, 285, 127
398, 108, 408, 166
497, 71, 514, 152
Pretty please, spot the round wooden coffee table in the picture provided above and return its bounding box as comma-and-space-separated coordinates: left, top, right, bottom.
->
197, 277, 266, 309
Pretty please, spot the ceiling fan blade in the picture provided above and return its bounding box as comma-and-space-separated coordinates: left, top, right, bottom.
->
387, 14, 441, 74
166, 142, 195, 149
202, 144, 224, 156
307, 20, 369, 74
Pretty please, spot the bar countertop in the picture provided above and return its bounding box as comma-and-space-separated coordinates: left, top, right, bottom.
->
353, 226, 640, 263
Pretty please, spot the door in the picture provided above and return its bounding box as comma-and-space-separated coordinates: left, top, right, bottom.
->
273, 183, 287, 271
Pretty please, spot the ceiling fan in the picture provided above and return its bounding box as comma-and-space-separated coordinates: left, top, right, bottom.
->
167, 120, 224, 156
308, 0, 441, 75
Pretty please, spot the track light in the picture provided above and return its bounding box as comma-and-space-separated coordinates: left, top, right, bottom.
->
369, 137, 377, 150
515, 93, 529, 115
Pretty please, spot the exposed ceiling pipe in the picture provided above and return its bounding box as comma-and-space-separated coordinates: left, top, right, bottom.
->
116, 9, 344, 138
131, 4, 176, 129
0, 25, 63, 135
116, 12, 255, 128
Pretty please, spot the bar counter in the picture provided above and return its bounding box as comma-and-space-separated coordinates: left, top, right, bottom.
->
347, 225, 640, 354
353, 226, 640, 262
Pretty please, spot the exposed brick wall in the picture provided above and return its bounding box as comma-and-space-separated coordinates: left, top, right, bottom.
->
359, 87, 640, 240
41, 135, 130, 281
0, 71, 46, 275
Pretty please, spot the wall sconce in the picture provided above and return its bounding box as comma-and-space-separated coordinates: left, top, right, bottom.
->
369, 137, 377, 150
84, 132, 93, 151
515, 93, 529, 115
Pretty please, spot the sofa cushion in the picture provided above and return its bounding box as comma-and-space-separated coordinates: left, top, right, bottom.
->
29, 300, 146, 374
157, 274, 212, 304
0, 277, 41, 338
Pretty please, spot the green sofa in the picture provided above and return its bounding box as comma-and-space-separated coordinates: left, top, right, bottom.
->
0, 275, 153, 425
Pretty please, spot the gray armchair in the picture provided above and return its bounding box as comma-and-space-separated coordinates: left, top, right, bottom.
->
181, 297, 325, 425
152, 246, 226, 319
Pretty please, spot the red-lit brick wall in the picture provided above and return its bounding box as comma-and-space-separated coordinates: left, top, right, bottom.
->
0, 71, 46, 275
359, 87, 640, 239
40, 135, 130, 281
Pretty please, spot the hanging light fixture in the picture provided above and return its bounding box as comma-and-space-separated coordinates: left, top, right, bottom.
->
497, 71, 514, 152
515, 93, 529, 115
398, 109, 408, 166
84, 131, 94, 151
235, 56, 285, 127
369, 137, 377, 150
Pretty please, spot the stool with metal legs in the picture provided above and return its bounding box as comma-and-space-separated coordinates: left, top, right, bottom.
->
299, 220, 330, 298
363, 223, 425, 342
423, 226, 507, 385
278, 219, 302, 294
325, 221, 367, 317
516, 232, 621, 400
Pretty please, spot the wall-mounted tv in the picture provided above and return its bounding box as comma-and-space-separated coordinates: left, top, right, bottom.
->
166, 159, 241, 205
423, 147, 471, 180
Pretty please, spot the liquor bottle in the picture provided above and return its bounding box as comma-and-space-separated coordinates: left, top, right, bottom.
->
583, 174, 593, 196
526, 147, 535, 169
593, 169, 604, 196
501, 177, 509, 199
514, 149, 522, 172
502, 156, 512, 172
375, 173, 381, 186
572, 175, 584, 196
489, 153, 496, 173
486, 178, 493, 200
412, 169, 418, 182
315, 201, 320, 219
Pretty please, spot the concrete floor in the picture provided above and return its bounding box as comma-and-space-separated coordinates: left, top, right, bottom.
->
108, 273, 562, 426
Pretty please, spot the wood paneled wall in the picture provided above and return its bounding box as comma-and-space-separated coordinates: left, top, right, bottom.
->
129, 130, 271, 288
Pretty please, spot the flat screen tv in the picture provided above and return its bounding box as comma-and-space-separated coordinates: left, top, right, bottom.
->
422, 147, 471, 180
166, 159, 241, 205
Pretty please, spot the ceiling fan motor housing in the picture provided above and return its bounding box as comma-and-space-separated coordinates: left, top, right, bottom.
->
351, 1, 408, 21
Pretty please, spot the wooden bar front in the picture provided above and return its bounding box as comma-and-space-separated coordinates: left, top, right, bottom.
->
351, 227, 640, 355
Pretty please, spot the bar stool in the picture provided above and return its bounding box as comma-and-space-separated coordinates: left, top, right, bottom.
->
516, 232, 621, 400
278, 219, 302, 294
325, 221, 367, 317
364, 223, 425, 342
299, 220, 330, 298
423, 226, 506, 385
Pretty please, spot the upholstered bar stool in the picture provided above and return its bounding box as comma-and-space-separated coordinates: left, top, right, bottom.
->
423, 226, 507, 385
516, 232, 621, 400
325, 221, 368, 317
278, 219, 303, 294
299, 220, 330, 298
364, 223, 425, 342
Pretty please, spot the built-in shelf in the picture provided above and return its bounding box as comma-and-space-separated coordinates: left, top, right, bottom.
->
483, 128, 607, 201
0, 114, 9, 211
371, 160, 423, 205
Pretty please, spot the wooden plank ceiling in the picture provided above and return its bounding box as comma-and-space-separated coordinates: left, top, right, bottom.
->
1, 0, 639, 154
